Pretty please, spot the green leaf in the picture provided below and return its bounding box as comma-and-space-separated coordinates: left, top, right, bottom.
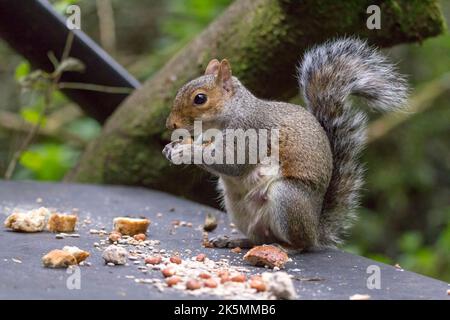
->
15, 61, 30, 81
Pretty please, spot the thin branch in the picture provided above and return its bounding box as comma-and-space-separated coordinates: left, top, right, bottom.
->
58, 82, 134, 94
96, 0, 116, 55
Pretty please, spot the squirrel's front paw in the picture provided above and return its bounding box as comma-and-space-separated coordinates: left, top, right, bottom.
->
163, 140, 195, 164
162, 140, 180, 162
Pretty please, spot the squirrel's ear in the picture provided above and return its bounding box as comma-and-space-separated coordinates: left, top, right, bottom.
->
205, 59, 220, 75
217, 59, 233, 93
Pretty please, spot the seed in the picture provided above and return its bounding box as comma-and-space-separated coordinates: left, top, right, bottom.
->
203, 213, 217, 232
231, 247, 242, 253
231, 273, 246, 282
170, 256, 182, 264
133, 233, 146, 241
162, 267, 176, 278
186, 279, 202, 290
199, 272, 211, 279
145, 256, 162, 265
196, 254, 206, 262
204, 279, 218, 288
166, 276, 182, 287
250, 279, 266, 292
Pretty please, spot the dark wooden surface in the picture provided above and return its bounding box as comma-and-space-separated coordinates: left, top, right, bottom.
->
0, 181, 448, 300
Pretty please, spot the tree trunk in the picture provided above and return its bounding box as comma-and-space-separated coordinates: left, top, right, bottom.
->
67, 0, 446, 206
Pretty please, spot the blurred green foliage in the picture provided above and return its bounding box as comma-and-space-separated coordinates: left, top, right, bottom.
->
0, 0, 448, 281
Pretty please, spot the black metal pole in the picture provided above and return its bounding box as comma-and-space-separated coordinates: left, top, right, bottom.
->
0, 0, 140, 123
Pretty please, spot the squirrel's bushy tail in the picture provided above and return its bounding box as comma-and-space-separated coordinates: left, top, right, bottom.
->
297, 38, 408, 246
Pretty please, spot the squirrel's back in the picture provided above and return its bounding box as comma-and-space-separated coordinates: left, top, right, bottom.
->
297, 38, 408, 246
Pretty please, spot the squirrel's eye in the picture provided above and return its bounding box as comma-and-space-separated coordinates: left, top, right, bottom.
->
194, 93, 207, 105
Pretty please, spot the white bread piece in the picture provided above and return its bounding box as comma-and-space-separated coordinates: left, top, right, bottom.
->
4, 207, 50, 232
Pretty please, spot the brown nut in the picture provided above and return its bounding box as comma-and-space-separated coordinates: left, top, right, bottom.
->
145, 256, 162, 265
231, 273, 246, 282
250, 279, 266, 292
186, 279, 202, 290
166, 276, 182, 287
170, 256, 182, 264
162, 267, 176, 278
133, 233, 146, 241
204, 279, 218, 288
199, 272, 211, 279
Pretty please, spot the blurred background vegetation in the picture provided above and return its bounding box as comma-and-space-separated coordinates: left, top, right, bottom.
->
0, 0, 448, 281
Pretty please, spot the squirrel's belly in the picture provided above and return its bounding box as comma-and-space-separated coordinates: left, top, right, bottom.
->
218, 165, 287, 244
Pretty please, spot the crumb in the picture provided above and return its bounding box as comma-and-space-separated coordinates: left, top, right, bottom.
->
262, 272, 297, 300
133, 233, 146, 241
4, 207, 49, 232
349, 294, 371, 300
47, 213, 77, 233
62, 246, 90, 264
243, 245, 289, 269
145, 256, 162, 265
170, 256, 182, 264
108, 231, 122, 243
196, 253, 206, 262
102, 245, 128, 265
166, 276, 182, 287
203, 212, 218, 232
113, 217, 150, 236
12, 258, 22, 264
231, 247, 242, 254
186, 279, 202, 290
42, 249, 77, 268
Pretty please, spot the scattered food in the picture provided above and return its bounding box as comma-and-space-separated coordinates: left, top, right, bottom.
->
203, 212, 218, 232
162, 267, 176, 278
243, 245, 289, 269
102, 245, 128, 265
262, 272, 297, 300
231, 247, 242, 253
12, 258, 22, 264
186, 279, 202, 290
249, 277, 266, 292
145, 256, 162, 265
196, 253, 206, 262
4, 207, 49, 232
113, 217, 150, 236
47, 213, 77, 233
133, 233, 146, 241
447, 289, 450, 296
170, 256, 182, 264
42, 249, 77, 268
349, 294, 371, 300
108, 231, 122, 243
204, 279, 218, 288
62, 246, 90, 264
231, 273, 246, 282
166, 276, 182, 287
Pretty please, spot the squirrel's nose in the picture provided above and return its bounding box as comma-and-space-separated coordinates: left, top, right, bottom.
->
166, 117, 178, 130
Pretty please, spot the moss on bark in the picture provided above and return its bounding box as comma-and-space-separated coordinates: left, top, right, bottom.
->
67, 0, 446, 206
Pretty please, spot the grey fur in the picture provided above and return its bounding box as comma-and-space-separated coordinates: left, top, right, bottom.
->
298, 37, 408, 245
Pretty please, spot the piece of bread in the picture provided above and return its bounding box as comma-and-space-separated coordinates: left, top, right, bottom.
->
62, 246, 89, 263
113, 217, 150, 236
47, 213, 78, 232
4, 207, 50, 232
42, 249, 77, 268
102, 245, 128, 265
243, 245, 289, 269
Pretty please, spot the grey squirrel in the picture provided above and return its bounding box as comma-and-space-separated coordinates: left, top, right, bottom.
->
163, 38, 408, 250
